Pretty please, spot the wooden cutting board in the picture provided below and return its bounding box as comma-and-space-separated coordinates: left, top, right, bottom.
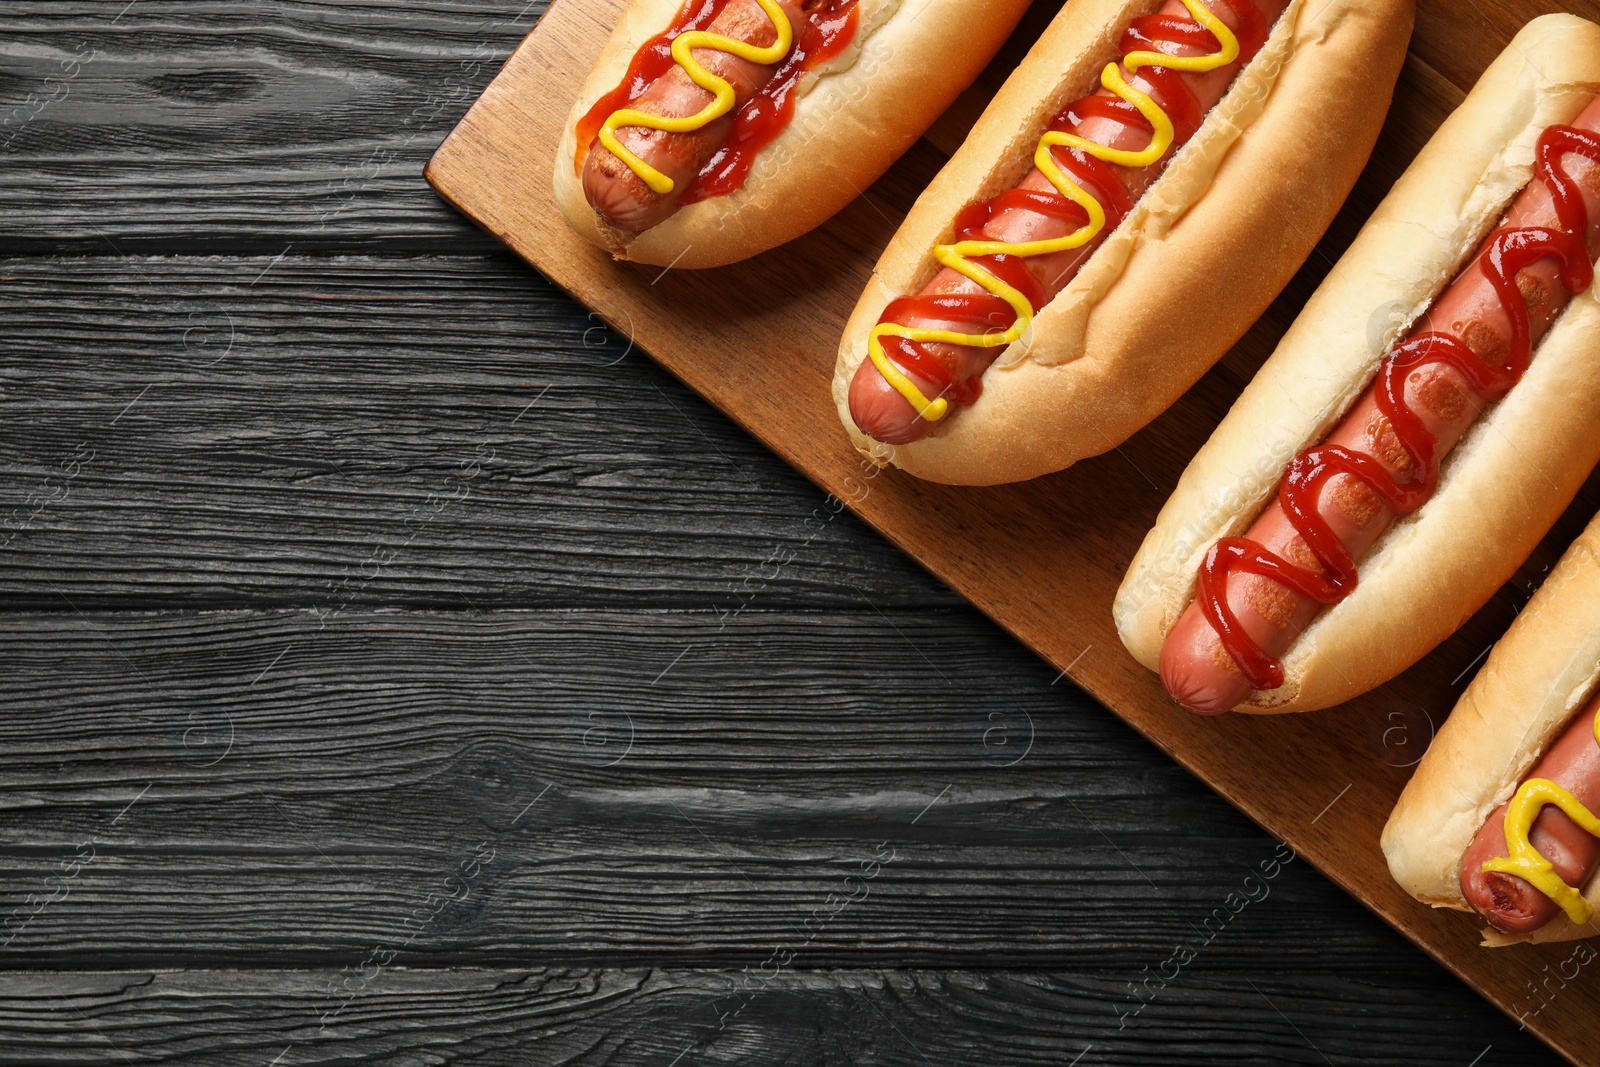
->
426, 1, 1600, 1061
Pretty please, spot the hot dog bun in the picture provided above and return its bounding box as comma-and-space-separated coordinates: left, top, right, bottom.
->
1383, 512, 1600, 946
830, 0, 1412, 486
553, 0, 1030, 268
1115, 14, 1600, 713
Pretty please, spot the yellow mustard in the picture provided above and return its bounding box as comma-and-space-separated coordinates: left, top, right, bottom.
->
1480, 708, 1600, 926
598, 0, 794, 196
867, 0, 1239, 422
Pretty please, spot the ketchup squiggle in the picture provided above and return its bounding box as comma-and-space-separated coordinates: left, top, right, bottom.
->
1199, 124, 1600, 691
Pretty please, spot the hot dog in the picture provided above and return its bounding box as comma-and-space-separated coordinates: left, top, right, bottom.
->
553, 0, 1032, 268
1116, 15, 1600, 714
1384, 512, 1600, 945
832, 0, 1413, 485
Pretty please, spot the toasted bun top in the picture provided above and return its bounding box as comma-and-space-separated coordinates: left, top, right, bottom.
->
1114, 13, 1600, 711
553, 0, 1031, 267
1382, 511, 1600, 945
833, 0, 1414, 484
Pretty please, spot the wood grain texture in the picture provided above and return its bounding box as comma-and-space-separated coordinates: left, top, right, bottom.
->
0, 968, 1542, 1066
0, 0, 1579, 1062
426, 0, 1600, 1060
0, 0, 525, 255
2, 609, 1556, 1060
0, 608, 1389, 967
0, 254, 954, 610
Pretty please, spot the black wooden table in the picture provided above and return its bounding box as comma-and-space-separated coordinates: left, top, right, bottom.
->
0, 2, 1569, 1064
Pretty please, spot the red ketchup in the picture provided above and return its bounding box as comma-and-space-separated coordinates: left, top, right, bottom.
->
867, 1, 1270, 413
575, 0, 859, 203
1197, 124, 1600, 691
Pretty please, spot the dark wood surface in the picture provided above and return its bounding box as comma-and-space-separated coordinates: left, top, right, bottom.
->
0, 1, 1574, 1064
428, 0, 1600, 1058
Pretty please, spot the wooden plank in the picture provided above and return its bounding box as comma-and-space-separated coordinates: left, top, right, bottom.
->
0, 607, 1390, 967
423, 0, 1600, 1060
0, 0, 536, 255
0, 967, 1553, 1066
0, 254, 955, 610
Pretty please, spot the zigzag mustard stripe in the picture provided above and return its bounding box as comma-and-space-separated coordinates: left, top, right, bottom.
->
1478, 710, 1600, 926
599, 0, 794, 195
867, 0, 1238, 423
